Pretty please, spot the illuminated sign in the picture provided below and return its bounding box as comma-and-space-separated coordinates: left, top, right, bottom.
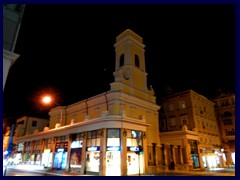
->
86, 146, 100, 151
57, 148, 64, 152
71, 141, 83, 149
43, 149, 51, 153
127, 146, 139, 152
106, 146, 121, 151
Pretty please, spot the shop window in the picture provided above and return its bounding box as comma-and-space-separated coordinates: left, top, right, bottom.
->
107, 129, 120, 146
87, 130, 101, 147
126, 130, 142, 146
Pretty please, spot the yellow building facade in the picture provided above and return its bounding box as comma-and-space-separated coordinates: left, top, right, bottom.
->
159, 90, 223, 170
15, 29, 161, 175
213, 93, 235, 167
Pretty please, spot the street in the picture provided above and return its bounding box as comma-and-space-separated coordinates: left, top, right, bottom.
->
5, 165, 235, 176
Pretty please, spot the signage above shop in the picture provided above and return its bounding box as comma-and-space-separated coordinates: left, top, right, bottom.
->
107, 146, 121, 151
128, 146, 139, 152
86, 146, 100, 152
71, 140, 83, 149
57, 148, 64, 152
43, 149, 51, 153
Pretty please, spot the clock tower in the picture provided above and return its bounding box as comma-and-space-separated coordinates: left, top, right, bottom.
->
110, 29, 156, 103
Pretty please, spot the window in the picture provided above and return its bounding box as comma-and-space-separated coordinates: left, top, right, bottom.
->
32, 121, 37, 127
223, 119, 233, 125
225, 129, 235, 136
223, 111, 232, 117
17, 120, 24, 125
126, 130, 142, 146
170, 118, 176, 127
181, 115, 188, 125
87, 130, 101, 147
107, 129, 120, 146
202, 121, 205, 129
135, 54, 140, 67
120, 54, 124, 67
179, 101, 186, 109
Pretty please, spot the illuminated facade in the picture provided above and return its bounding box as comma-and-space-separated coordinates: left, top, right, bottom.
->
159, 90, 223, 170
213, 93, 235, 167
15, 29, 161, 175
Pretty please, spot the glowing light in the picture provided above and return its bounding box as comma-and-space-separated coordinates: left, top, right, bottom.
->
42, 96, 52, 104
3, 151, 8, 155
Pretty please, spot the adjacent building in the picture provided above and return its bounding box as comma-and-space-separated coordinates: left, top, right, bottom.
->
213, 92, 235, 167
3, 4, 25, 90
159, 90, 224, 170
15, 116, 49, 137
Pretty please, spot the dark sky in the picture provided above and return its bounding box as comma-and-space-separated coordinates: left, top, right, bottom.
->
3, 4, 235, 126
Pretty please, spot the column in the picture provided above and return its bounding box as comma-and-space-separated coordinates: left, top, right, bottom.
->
172, 145, 177, 165
99, 128, 107, 176
121, 128, 127, 176
163, 144, 168, 168
143, 132, 148, 174
179, 146, 184, 164
186, 143, 193, 170
197, 142, 204, 169
80, 132, 87, 174
66, 135, 71, 172
158, 144, 163, 166
40, 139, 45, 166
50, 137, 56, 170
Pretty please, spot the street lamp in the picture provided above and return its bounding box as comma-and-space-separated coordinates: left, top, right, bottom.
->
41, 95, 63, 125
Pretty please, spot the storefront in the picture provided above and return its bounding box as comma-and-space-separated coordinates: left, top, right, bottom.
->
126, 130, 144, 175
202, 152, 218, 168
105, 128, 121, 176
85, 146, 100, 175
22, 141, 32, 164
31, 150, 41, 165
69, 134, 83, 173
189, 140, 200, 169
41, 149, 53, 168
53, 136, 68, 170
85, 130, 101, 175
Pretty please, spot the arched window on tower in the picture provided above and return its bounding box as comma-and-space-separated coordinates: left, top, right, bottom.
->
120, 54, 124, 67
135, 54, 140, 67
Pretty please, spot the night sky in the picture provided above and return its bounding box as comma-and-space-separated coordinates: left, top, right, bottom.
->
3, 4, 235, 126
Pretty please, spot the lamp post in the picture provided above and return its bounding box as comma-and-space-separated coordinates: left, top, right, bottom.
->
42, 95, 63, 125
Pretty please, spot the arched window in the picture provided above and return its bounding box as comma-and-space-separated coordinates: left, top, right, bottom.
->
120, 54, 124, 67
135, 54, 140, 67
223, 111, 232, 117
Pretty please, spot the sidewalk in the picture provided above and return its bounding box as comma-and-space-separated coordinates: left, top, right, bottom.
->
7, 165, 235, 176
155, 168, 235, 176
7, 165, 93, 176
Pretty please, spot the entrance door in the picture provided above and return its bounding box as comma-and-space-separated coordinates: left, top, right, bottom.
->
127, 152, 143, 175
106, 151, 121, 176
